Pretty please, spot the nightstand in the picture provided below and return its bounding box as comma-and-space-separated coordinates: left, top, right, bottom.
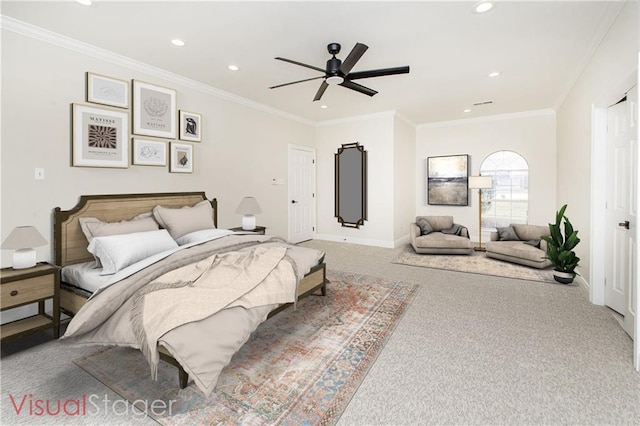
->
229, 226, 266, 235
1, 262, 60, 341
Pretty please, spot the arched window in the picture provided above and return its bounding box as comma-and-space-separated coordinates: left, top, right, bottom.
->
480, 151, 529, 229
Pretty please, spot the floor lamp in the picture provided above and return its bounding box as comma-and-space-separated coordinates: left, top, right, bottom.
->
468, 176, 493, 252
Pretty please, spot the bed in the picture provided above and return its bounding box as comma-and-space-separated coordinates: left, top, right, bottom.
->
54, 192, 327, 394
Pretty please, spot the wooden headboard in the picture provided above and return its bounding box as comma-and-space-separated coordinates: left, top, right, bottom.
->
53, 192, 218, 267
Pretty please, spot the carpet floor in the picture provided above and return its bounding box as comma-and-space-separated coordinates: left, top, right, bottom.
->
72, 271, 418, 425
392, 245, 554, 283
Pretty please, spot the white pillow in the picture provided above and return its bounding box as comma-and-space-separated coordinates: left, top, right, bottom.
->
152, 200, 215, 239
175, 228, 234, 246
88, 229, 178, 275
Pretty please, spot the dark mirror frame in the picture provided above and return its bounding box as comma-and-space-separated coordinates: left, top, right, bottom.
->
335, 142, 367, 228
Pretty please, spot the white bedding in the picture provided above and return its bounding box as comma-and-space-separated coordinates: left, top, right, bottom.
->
62, 235, 325, 396
62, 229, 237, 297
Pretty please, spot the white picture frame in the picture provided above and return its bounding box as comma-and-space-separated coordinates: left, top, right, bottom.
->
179, 110, 202, 142
72, 103, 129, 168
86, 72, 129, 109
132, 80, 177, 139
132, 138, 167, 166
169, 142, 193, 173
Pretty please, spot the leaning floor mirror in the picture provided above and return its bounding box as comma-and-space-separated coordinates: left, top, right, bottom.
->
335, 142, 367, 228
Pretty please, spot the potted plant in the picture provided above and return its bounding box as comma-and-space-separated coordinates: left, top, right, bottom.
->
541, 204, 581, 284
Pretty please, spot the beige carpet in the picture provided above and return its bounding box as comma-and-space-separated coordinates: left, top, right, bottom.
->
393, 245, 555, 283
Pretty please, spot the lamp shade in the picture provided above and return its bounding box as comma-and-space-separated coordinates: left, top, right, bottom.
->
1, 226, 47, 249
469, 176, 493, 189
235, 197, 263, 215
2, 226, 48, 269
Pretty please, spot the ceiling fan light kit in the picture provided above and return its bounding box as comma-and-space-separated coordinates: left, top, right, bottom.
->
270, 42, 410, 101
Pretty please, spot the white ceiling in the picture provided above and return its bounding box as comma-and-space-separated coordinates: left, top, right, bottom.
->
2, 1, 624, 124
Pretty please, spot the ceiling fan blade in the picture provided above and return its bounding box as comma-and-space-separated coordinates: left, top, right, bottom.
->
347, 66, 410, 80
339, 80, 378, 97
339, 43, 368, 75
269, 76, 324, 89
313, 81, 329, 101
275, 57, 325, 73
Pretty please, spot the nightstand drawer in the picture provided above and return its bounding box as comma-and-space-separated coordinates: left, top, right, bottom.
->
1, 274, 55, 309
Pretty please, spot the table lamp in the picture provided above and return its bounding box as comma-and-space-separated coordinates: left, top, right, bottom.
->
468, 176, 493, 251
235, 197, 263, 230
1, 226, 48, 269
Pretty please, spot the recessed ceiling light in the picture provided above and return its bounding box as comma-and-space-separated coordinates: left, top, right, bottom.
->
320, 105, 328, 109
474, 2, 494, 13
76, 0, 92, 5
228, 65, 240, 71
171, 39, 185, 47
489, 72, 501, 77
464, 109, 472, 113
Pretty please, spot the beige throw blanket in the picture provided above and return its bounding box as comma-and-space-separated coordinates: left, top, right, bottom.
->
130, 246, 297, 378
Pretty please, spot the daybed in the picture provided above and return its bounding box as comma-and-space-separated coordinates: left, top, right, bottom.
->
410, 216, 472, 255
54, 192, 327, 395
484, 223, 551, 269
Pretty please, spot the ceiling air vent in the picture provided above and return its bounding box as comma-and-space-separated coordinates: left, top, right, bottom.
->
472, 100, 494, 106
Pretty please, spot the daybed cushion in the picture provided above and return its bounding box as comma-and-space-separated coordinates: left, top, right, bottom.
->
414, 232, 471, 250
153, 200, 215, 240
485, 223, 551, 269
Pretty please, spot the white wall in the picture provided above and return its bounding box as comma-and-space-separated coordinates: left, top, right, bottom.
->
1, 29, 315, 322
416, 111, 557, 240
556, 0, 639, 285
315, 112, 396, 247
393, 116, 416, 245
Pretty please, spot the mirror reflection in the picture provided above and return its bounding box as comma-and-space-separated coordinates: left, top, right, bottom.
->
335, 142, 367, 228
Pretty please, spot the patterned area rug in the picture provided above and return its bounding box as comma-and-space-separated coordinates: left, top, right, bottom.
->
393, 245, 554, 283
73, 271, 418, 425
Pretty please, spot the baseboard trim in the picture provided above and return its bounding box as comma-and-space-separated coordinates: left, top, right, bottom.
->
315, 234, 395, 249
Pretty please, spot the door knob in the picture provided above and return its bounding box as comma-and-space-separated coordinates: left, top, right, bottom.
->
291, 200, 298, 204
618, 220, 630, 229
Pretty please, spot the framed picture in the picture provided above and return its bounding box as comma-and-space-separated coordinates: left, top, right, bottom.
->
132, 138, 167, 166
86, 72, 129, 109
426, 154, 469, 206
132, 80, 176, 139
71, 103, 129, 168
169, 142, 193, 173
179, 110, 202, 142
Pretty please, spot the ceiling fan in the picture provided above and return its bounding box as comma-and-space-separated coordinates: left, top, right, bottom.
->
269, 42, 410, 101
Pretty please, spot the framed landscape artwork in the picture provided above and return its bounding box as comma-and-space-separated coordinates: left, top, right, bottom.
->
179, 110, 202, 142
132, 80, 176, 139
426, 154, 469, 206
132, 138, 167, 166
86, 72, 129, 109
71, 103, 129, 168
169, 142, 193, 173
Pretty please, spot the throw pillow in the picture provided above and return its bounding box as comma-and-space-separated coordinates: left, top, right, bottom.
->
152, 200, 215, 240
496, 225, 520, 241
523, 239, 541, 248
416, 218, 433, 235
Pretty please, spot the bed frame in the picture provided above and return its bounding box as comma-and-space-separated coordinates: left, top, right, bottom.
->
53, 191, 327, 388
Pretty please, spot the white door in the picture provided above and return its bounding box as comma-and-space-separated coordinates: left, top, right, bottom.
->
625, 85, 638, 341
288, 145, 316, 243
605, 91, 636, 340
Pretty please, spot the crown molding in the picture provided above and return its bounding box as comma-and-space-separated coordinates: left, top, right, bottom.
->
0, 15, 315, 126
393, 111, 417, 128
315, 110, 397, 127
417, 109, 556, 129
552, 1, 626, 111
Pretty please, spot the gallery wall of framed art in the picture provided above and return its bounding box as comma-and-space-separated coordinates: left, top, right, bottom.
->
72, 72, 203, 173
